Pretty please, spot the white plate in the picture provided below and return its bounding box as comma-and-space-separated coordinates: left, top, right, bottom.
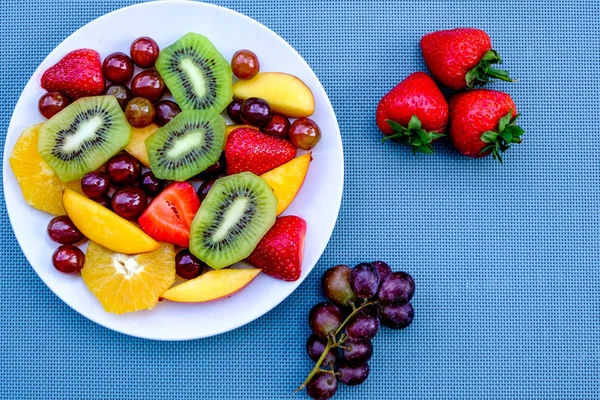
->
2, 1, 343, 340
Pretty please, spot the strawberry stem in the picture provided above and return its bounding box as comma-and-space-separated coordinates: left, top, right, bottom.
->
480, 109, 525, 163
382, 116, 445, 155
466, 50, 515, 88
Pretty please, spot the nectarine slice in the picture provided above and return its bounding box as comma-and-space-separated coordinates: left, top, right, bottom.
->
232, 72, 315, 118
161, 268, 261, 302
125, 124, 159, 167
63, 189, 159, 254
261, 153, 311, 215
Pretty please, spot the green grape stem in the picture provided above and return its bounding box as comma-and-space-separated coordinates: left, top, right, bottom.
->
295, 301, 376, 393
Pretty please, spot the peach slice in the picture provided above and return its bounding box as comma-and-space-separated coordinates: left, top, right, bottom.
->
232, 72, 315, 118
63, 188, 159, 254
161, 268, 261, 302
261, 153, 311, 215
125, 123, 159, 167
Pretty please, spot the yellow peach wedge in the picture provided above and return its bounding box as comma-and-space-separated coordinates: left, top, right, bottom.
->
63, 189, 159, 254
261, 153, 311, 215
161, 268, 261, 302
232, 72, 315, 118
125, 123, 159, 167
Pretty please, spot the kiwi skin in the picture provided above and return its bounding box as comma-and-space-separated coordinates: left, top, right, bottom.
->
145, 109, 225, 182
189, 172, 277, 270
37, 95, 131, 182
156, 32, 232, 112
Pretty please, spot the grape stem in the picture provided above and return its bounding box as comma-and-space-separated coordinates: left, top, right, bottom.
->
295, 300, 376, 393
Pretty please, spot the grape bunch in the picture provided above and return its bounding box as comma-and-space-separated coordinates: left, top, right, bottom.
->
297, 262, 415, 399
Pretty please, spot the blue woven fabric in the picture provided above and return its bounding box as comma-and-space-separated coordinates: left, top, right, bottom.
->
1, 0, 598, 398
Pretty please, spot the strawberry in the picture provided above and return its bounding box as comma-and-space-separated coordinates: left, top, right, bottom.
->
376, 72, 448, 154
420, 28, 514, 90
247, 216, 307, 281
225, 128, 296, 175
41, 49, 105, 100
448, 89, 524, 162
138, 182, 200, 248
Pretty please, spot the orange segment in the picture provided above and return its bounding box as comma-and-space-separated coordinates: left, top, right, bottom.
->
125, 124, 159, 167
9, 124, 81, 215
82, 241, 176, 314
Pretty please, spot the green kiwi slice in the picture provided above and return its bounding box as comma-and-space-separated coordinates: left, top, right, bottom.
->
156, 32, 232, 112
145, 109, 225, 181
37, 95, 131, 182
189, 172, 277, 270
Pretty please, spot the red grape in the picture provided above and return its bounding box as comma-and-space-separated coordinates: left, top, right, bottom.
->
321, 264, 357, 307
306, 372, 337, 400
111, 186, 147, 219
261, 114, 290, 138
38, 92, 69, 119
175, 249, 209, 280
345, 308, 379, 340
103, 84, 133, 111
139, 171, 163, 196
81, 171, 110, 198
308, 302, 343, 339
131, 70, 166, 102
231, 49, 260, 80
47, 216, 83, 244
130, 36, 159, 68
125, 97, 156, 128
52, 244, 85, 273
350, 263, 380, 299
371, 261, 392, 281
102, 52, 134, 83
289, 118, 321, 150
341, 338, 373, 366
240, 97, 272, 127
106, 153, 141, 186
306, 334, 337, 365
379, 302, 414, 329
154, 100, 181, 127
226, 99, 244, 124
337, 363, 369, 386
377, 271, 415, 305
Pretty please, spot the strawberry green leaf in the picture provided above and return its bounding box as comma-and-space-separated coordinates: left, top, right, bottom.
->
466, 50, 515, 88
479, 109, 524, 163
383, 116, 445, 155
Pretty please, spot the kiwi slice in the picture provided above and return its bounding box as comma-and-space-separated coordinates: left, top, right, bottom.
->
38, 95, 131, 182
145, 109, 225, 181
156, 32, 232, 112
189, 172, 277, 270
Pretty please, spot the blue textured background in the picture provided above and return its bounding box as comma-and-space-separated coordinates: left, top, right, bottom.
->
1, 0, 598, 398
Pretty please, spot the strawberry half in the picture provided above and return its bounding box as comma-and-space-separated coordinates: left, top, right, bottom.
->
247, 216, 307, 282
225, 128, 296, 175
138, 182, 201, 248
41, 49, 105, 100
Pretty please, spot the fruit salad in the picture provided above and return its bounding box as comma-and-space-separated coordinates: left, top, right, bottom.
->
10, 32, 322, 314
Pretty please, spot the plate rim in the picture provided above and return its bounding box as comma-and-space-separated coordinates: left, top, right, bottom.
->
2, 0, 344, 340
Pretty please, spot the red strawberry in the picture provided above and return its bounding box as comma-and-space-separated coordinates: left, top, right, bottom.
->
376, 72, 448, 154
225, 128, 296, 175
247, 216, 306, 281
138, 182, 200, 247
448, 89, 524, 162
41, 49, 105, 100
420, 28, 514, 90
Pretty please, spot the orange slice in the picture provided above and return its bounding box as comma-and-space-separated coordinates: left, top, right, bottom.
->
81, 241, 175, 314
9, 124, 81, 215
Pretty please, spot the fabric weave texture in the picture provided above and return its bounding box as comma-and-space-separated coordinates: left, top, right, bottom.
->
0, 0, 598, 399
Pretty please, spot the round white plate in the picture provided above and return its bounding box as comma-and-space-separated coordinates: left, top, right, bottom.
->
2, 1, 343, 340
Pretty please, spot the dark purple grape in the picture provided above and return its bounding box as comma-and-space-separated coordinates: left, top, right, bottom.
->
103, 84, 133, 111
261, 114, 290, 138
111, 186, 147, 219
176, 249, 209, 280
337, 363, 369, 386
154, 100, 181, 127
93, 195, 112, 209
81, 171, 110, 198
345, 309, 379, 340
52, 245, 85, 274
377, 271, 415, 305
226, 99, 243, 124
308, 302, 343, 339
47, 216, 84, 244
197, 178, 216, 202
139, 171, 163, 196
379, 302, 414, 329
350, 263, 380, 298
306, 334, 337, 365
38, 92, 70, 119
322, 264, 358, 308
371, 261, 392, 281
341, 338, 372, 366
240, 97, 272, 127
107, 153, 142, 186
306, 372, 337, 400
